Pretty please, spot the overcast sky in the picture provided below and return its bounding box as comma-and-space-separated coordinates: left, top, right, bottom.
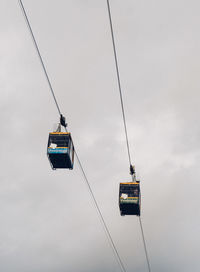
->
1, 0, 200, 271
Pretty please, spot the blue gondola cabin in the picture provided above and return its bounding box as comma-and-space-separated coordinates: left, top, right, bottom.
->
119, 182, 140, 216
47, 132, 74, 169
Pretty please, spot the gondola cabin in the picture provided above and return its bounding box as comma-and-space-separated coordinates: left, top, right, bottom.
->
47, 132, 74, 169
119, 182, 140, 216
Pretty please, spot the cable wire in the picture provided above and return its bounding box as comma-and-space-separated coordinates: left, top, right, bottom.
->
19, 1, 127, 271
106, 1, 152, 272
139, 217, 151, 272
74, 150, 127, 272
106, 0, 132, 166
19, 0, 61, 116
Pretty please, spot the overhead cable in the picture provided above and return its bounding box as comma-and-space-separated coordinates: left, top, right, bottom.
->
74, 150, 127, 272
106, 1, 152, 272
19, 0, 61, 116
106, 0, 132, 166
19, 1, 127, 271
139, 217, 152, 272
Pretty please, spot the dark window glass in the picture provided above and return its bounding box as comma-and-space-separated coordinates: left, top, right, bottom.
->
49, 135, 69, 147
120, 184, 140, 197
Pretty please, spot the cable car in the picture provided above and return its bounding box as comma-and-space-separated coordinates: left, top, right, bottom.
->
119, 182, 140, 216
47, 132, 74, 170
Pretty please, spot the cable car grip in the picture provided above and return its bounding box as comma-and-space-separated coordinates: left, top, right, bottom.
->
130, 164, 135, 176
60, 114, 67, 128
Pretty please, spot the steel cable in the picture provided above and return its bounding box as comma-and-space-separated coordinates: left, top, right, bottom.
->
139, 217, 152, 272
106, 0, 132, 166
19, 1, 127, 271
74, 150, 127, 272
19, 0, 61, 116
106, 1, 152, 272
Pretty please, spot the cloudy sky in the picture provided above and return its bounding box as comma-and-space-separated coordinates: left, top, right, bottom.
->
1, 0, 200, 271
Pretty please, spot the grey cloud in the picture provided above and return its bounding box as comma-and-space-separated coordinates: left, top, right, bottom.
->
1, 0, 200, 271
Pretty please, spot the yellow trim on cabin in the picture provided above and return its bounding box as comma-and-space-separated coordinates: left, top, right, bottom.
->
120, 182, 140, 185
49, 132, 70, 135
120, 197, 139, 200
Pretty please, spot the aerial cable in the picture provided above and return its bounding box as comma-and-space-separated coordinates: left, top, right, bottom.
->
106, 0, 132, 166
106, 1, 152, 272
19, 1, 127, 271
74, 150, 127, 272
139, 217, 152, 272
18, 0, 61, 116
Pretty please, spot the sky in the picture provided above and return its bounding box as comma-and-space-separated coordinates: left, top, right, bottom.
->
1, 0, 200, 271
